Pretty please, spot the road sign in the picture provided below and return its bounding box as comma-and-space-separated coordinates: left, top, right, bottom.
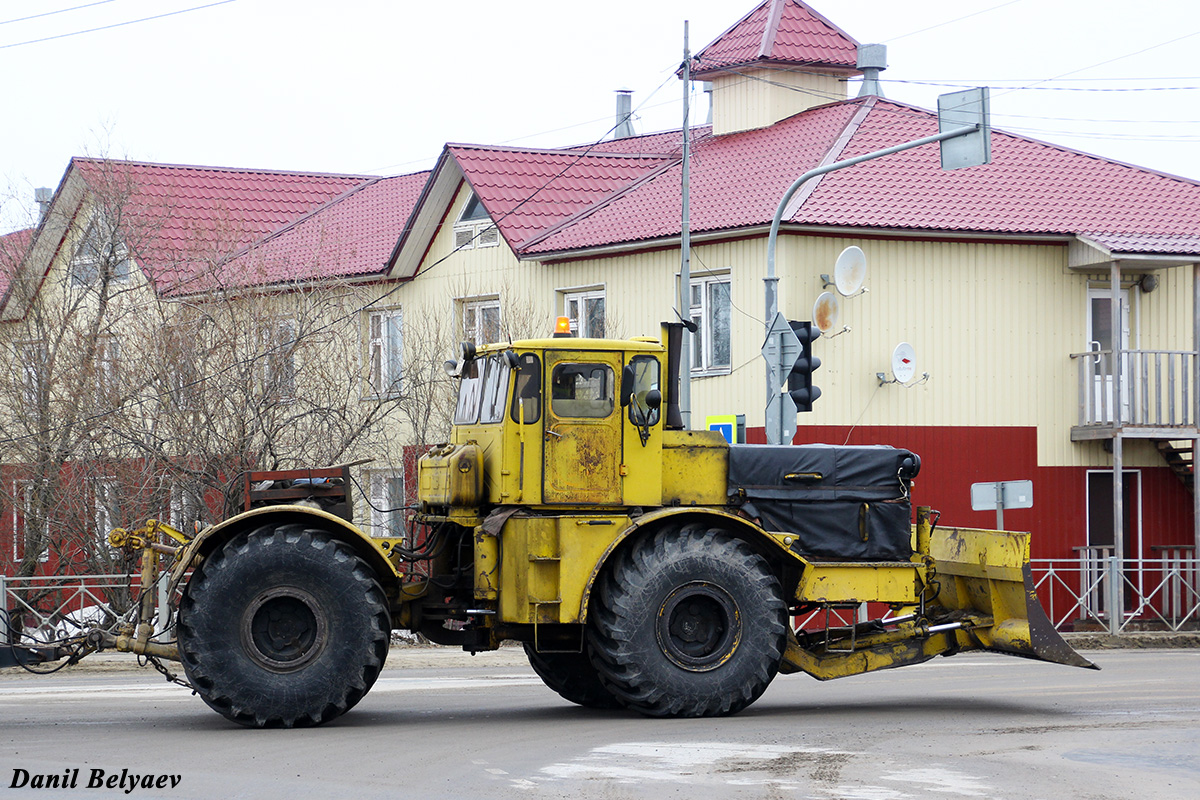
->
762, 312, 802, 444
971, 479, 1033, 529
761, 312, 801, 391
765, 391, 796, 446
938, 87, 992, 170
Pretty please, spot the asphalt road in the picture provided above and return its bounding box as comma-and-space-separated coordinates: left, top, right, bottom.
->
1, 648, 1198, 799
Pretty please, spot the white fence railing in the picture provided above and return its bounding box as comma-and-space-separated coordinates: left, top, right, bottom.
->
1030, 554, 1200, 634
0, 573, 147, 646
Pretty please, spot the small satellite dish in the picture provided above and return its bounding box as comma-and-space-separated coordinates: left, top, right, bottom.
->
834, 246, 867, 297
813, 292, 840, 334
891, 342, 916, 384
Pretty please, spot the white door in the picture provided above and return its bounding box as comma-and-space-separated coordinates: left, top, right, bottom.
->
1087, 288, 1130, 423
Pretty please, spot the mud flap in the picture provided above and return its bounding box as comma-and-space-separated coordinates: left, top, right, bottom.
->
926, 526, 1098, 669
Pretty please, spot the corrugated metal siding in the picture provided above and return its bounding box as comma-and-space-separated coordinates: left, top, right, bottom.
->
711, 69, 845, 136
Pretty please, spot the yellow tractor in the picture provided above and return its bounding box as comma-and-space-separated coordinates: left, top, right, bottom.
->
8, 321, 1094, 726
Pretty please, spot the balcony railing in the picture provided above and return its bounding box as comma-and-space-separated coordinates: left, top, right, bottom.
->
1071, 348, 1197, 432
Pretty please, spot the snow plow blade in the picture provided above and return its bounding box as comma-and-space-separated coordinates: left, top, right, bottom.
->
780, 519, 1097, 680
927, 525, 1097, 668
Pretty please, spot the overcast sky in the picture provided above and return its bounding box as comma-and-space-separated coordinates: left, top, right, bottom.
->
2, 0, 1198, 234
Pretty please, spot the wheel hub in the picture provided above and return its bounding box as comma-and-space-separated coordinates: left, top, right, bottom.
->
656, 581, 741, 672
241, 587, 328, 673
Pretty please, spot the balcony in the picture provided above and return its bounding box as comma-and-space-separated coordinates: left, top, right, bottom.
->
1070, 348, 1199, 440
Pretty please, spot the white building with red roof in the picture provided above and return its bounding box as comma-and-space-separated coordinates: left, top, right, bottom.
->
4, 0, 1200, 627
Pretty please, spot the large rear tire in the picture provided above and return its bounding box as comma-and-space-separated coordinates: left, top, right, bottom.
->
178, 524, 391, 728
587, 524, 786, 717
524, 644, 623, 709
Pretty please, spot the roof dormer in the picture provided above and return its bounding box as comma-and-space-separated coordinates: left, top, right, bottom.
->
692, 0, 862, 135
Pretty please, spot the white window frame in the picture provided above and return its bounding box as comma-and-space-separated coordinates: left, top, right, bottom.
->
259, 318, 297, 399
453, 193, 500, 250
12, 480, 49, 563
16, 340, 46, 407
92, 478, 121, 544
367, 308, 404, 398
70, 216, 132, 287
689, 273, 732, 376
461, 297, 502, 347
562, 287, 606, 339
366, 470, 406, 541
96, 335, 120, 396
169, 484, 204, 532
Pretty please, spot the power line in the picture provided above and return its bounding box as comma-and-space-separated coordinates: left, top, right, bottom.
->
885, 0, 1025, 44
0, 0, 236, 50
0, 1, 119, 27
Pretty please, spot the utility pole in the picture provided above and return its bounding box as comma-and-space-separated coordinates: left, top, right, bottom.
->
679, 20, 692, 429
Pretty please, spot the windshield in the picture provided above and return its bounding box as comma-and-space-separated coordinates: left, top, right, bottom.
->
453, 355, 511, 425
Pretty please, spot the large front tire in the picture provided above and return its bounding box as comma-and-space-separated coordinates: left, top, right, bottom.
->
587, 525, 786, 717
178, 524, 391, 728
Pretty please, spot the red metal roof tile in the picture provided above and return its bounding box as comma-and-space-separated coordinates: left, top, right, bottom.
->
448, 145, 675, 250
0, 227, 34, 309
523, 98, 1200, 258
198, 171, 429, 294
692, 0, 859, 78
70, 158, 373, 293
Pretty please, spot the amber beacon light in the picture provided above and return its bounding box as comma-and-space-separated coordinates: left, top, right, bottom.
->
553, 316, 573, 337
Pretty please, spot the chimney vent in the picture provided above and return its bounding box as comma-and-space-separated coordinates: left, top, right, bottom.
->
34, 187, 52, 222
613, 90, 635, 139
856, 44, 887, 98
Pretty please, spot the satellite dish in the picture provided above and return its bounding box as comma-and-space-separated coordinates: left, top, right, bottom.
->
891, 342, 916, 384
834, 246, 866, 297
813, 292, 840, 334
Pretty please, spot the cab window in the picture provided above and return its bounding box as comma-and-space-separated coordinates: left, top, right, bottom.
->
480, 356, 511, 424
627, 354, 661, 427
453, 358, 483, 424
510, 353, 542, 424
550, 363, 614, 419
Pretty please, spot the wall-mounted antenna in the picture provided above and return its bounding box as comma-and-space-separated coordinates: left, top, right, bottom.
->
877, 342, 929, 387
813, 291, 849, 338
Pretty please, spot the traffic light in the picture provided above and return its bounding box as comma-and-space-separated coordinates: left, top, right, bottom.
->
787, 320, 821, 412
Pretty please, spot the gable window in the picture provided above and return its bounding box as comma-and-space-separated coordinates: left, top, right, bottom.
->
367, 308, 403, 398
259, 318, 297, 399
453, 192, 500, 250
564, 288, 606, 338
462, 297, 501, 347
367, 470, 406, 542
71, 217, 132, 286
690, 274, 731, 375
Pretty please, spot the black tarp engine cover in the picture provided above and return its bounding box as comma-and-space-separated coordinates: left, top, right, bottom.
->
727, 444, 920, 560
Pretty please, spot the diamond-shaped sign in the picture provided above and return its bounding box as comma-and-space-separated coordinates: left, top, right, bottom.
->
761, 312, 801, 392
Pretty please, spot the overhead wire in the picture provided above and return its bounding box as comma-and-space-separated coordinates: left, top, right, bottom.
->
0, 0, 236, 50
0, 1, 119, 27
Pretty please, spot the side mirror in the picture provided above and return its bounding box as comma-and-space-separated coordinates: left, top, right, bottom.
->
620, 364, 635, 407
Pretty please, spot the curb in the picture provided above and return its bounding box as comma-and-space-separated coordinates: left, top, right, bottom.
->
1062, 631, 1200, 649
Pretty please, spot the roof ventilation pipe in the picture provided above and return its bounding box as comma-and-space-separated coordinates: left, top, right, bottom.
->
34, 187, 52, 221
856, 44, 887, 98
613, 89, 635, 139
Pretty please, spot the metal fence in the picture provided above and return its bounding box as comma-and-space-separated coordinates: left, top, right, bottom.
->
1030, 553, 1200, 634
0, 572, 169, 646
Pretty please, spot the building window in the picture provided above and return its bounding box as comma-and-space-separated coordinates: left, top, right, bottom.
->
462, 298, 501, 347
70, 217, 132, 286
16, 341, 46, 407
12, 480, 49, 563
169, 484, 205, 532
367, 308, 403, 398
96, 335, 120, 396
259, 319, 297, 399
690, 274, 731, 375
453, 193, 500, 250
91, 478, 123, 553
367, 471, 405, 541
564, 288, 606, 338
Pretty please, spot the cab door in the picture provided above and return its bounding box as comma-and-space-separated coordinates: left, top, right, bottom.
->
543, 351, 623, 505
